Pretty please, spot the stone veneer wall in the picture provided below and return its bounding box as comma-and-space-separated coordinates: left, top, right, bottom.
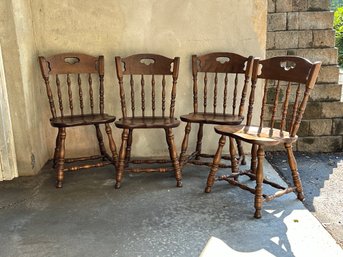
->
266, 0, 343, 152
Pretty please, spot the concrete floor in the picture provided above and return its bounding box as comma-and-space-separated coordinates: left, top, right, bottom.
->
0, 159, 342, 257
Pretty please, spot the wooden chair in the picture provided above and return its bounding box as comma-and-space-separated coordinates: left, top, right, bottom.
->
179, 53, 254, 168
205, 56, 321, 218
38, 53, 118, 188
114, 54, 182, 189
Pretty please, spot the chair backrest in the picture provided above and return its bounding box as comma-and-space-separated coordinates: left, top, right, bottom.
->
192, 52, 254, 116
38, 53, 105, 119
115, 54, 180, 118
247, 56, 321, 137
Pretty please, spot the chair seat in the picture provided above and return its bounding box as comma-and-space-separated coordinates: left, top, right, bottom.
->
50, 113, 116, 127
115, 116, 180, 129
180, 112, 244, 125
214, 125, 298, 146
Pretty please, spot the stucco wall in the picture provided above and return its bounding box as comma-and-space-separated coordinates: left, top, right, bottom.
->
2, 0, 267, 175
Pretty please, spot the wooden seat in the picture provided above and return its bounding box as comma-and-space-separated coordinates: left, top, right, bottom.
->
115, 116, 180, 129
114, 54, 182, 189
50, 113, 116, 127
38, 53, 118, 188
205, 56, 321, 218
180, 112, 244, 125
179, 52, 254, 168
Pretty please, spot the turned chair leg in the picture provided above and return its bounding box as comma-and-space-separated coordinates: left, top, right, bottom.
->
285, 143, 304, 201
125, 129, 133, 167
95, 124, 106, 159
236, 139, 246, 165
229, 137, 239, 180
105, 123, 118, 165
179, 122, 192, 167
254, 145, 264, 219
115, 129, 129, 189
205, 135, 226, 193
53, 130, 61, 168
250, 144, 258, 175
195, 123, 204, 160
165, 128, 182, 187
56, 128, 66, 188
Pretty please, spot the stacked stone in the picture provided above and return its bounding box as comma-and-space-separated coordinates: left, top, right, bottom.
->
266, 0, 343, 152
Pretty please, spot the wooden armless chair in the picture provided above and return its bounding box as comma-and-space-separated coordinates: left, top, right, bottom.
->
38, 53, 118, 188
179, 53, 254, 168
114, 54, 182, 189
205, 56, 321, 218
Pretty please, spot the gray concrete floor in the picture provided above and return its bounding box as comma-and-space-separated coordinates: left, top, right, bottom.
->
266, 151, 343, 248
0, 158, 342, 257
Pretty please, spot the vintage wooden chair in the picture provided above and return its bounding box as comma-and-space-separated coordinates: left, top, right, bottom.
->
114, 54, 182, 189
38, 53, 117, 188
205, 56, 321, 218
178, 53, 254, 168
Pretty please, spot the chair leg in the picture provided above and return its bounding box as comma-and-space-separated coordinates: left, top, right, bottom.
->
229, 137, 239, 180
195, 123, 204, 160
53, 130, 61, 168
205, 135, 226, 193
115, 129, 129, 189
285, 143, 304, 201
236, 139, 246, 165
125, 129, 133, 166
250, 144, 258, 175
95, 124, 106, 159
105, 123, 118, 165
165, 128, 182, 187
56, 128, 66, 188
179, 122, 192, 167
254, 145, 264, 219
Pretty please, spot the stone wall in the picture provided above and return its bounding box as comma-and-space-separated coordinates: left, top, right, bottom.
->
267, 0, 343, 152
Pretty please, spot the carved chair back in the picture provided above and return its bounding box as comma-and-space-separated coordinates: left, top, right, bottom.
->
247, 56, 321, 137
115, 54, 180, 119
38, 53, 105, 119
192, 52, 254, 116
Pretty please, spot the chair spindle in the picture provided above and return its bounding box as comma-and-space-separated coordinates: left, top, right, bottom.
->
130, 75, 135, 117
141, 74, 145, 117
280, 82, 292, 134
223, 73, 228, 115
232, 73, 238, 115
290, 83, 301, 134
204, 72, 208, 113
269, 80, 281, 131
88, 74, 94, 115
77, 74, 84, 115
162, 75, 166, 117
213, 72, 218, 114
258, 79, 269, 133
67, 74, 73, 116
56, 75, 64, 117
152, 74, 155, 117
99, 74, 104, 114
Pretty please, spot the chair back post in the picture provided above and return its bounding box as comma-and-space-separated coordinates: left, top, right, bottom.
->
192, 55, 199, 114
115, 56, 127, 118
246, 57, 260, 127
170, 57, 180, 118
38, 56, 57, 118
290, 61, 321, 137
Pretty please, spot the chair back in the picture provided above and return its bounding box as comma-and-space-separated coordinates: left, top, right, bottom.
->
192, 52, 254, 116
247, 56, 321, 137
115, 54, 180, 118
38, 53, 105, 119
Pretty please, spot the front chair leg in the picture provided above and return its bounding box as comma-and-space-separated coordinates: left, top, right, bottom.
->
179, 122, 192, 167
105, 123, 118, 165
95, 124, 106, 159
56, 128, 66, 188
115, 129, 129, 189
229, 137, 239, 181
254, 145, 264, 219
53, 130, 61, 168
285, 143, 304, 201
205, 135, 226, 193
125, 129, 133, 167
165, 128, 182, 187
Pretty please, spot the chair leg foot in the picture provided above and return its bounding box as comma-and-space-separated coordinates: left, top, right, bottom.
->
254, 210, 262, 219
204, 186, 211, 193
297, 192, 305, 201
114, 182, 121, 189
56, 181, 63, 188
176, 180, 183, 187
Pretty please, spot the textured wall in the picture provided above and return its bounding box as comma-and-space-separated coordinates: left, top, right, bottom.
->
2, 0, 267, 175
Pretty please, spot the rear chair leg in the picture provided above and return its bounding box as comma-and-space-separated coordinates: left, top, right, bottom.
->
229, 137, 239, 180
53, 130, 61, 168
115, 129, 129, 189
165, 128, 182, 187
254, 145, 264, 219
95, 124, 106, 159
285, 143, 304, 201
195, 123, 204, 160
179, 122, 191, 167
56, 128, 66, 188
250, 144, 258, 175
125, 129, 133, 167
205, 135, 226, 193
236, 139, 246, 165
105, 123, 118, 165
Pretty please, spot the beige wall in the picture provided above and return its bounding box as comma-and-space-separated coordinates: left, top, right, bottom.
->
1, 0, 267, 175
